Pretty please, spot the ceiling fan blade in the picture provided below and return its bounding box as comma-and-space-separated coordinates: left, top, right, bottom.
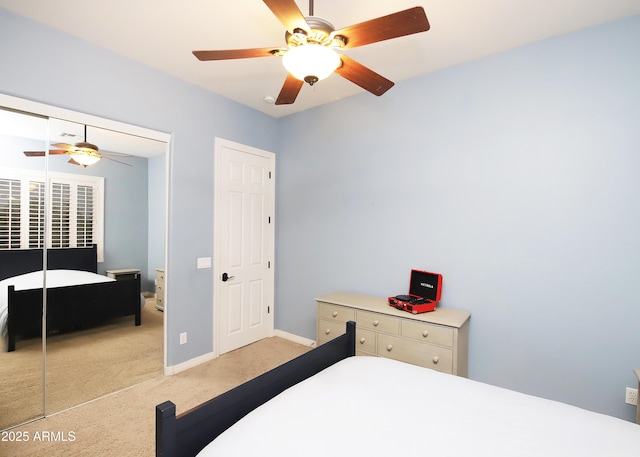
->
23, 149, 67, 156
275, 73, 304, 105
101, 151, 133, 157
263, 0, 311, 34
335, 55, 394, 96
50, 142, 73, 150
193, 47, 284, 61
68, 158, 81, 166
103, 156, 132, 167
332, 7, 430, 49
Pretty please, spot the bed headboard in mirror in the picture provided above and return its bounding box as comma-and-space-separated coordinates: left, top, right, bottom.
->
0, 245, 98, 280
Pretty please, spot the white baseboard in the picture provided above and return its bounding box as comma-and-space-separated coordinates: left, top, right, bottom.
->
273, 329, 316, 348
164, 351, 217, 376
164, 330, 315, 375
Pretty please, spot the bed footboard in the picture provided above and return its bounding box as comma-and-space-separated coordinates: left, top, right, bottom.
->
156, 321, 356, 457
7, 274, 141, 352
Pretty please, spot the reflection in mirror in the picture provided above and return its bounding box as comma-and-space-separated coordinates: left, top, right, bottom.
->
0, 107, 47, 429
42, 118, 166, 416
0, 109, 166, 428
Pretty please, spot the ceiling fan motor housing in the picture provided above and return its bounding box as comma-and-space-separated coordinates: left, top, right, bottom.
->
285, 17, 341, 46
74, 142, 100, 153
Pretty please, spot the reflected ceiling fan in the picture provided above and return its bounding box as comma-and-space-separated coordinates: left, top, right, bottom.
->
193, 0, 430, 104
23, 125, 132, 167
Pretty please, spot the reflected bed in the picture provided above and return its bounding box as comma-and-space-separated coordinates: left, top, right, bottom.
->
0, 245, 141, 352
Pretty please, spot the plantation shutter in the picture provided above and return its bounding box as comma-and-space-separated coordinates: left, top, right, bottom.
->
28, 180, 46, 248
76, 185, 94, 247
0, 169, 103, 257
0, 178, 22, 249
50, 182, 71, 248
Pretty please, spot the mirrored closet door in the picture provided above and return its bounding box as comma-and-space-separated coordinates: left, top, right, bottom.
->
0, 100, 168, 430
44, 118, 167, 415
0, 108, 48, 429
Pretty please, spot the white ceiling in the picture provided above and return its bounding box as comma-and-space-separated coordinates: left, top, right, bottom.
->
1, 0, 639, 118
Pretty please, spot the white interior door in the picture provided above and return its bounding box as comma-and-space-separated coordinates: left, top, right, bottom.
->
214, 138, 275, 355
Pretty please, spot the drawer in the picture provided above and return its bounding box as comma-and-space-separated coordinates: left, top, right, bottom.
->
356, 310, 399, 335
355, 328, 376, 355
401, 320, 454, 348
317, 318, 347, 343
377, 334, 453, 374
317, 303, 355, 322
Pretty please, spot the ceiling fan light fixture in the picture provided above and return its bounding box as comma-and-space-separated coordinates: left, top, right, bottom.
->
68, 151, 101, 167
282, 44, 340, 85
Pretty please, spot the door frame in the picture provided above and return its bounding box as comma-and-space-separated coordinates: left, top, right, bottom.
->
212, 137, 276, 357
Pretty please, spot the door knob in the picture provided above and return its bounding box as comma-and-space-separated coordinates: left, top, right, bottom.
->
222, 272, 234, 282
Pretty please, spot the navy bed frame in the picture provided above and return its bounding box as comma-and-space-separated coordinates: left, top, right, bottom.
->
156, 321, 356, 457
0, 245, 141, 352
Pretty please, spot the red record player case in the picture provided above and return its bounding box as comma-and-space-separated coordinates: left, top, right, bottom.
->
388, 269, 442, 314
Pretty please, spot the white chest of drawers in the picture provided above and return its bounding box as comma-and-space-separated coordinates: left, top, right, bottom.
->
316, 292, 471, 377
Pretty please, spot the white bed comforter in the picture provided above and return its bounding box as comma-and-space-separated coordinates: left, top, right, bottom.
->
0, 269, 115, 336
197, 356, 640, 457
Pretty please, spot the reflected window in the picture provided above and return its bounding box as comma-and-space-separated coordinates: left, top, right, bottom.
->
0, 177, 21, 249
0, 168, 104, 257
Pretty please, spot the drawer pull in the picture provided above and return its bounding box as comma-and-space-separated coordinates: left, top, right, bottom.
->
359, 337, 366, 344
422, 330, 429, 338
432, 356, 439, 364
332, 311, 338, 317
373, 320, 380, 327
324, 329, 331, 335
386, 344, 393, 352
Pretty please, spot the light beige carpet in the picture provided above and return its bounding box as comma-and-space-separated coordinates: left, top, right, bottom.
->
0, 334, 311, 457
0, 299, 164, 430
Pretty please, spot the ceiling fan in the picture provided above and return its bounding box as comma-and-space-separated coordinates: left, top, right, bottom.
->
193, 0, 430, 105
23, 125, 132, 167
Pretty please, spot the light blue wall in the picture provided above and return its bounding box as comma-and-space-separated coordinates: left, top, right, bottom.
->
275, 15, 640, 421
100, 153, 149, 281
0, 8, 279, 366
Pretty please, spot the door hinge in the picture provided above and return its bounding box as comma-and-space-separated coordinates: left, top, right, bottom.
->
268, 261, 271, 268
268, 216, 271, 223
268, 306, 270, 314
269, 171, 272, 179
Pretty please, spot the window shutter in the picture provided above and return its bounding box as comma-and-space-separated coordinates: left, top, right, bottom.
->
0, 178, 22, 249
1, 170, 103, 257
50, 182, 71, 248
29, 180, 45, 248
76, 184, 94, 247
